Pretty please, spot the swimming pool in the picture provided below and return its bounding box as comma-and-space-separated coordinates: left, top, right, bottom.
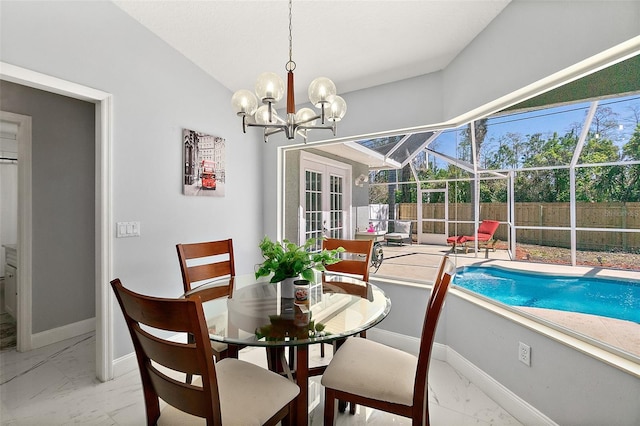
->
453, 266, 640, 323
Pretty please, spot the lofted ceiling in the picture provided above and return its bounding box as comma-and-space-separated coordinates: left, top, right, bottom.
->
113, 0, 511, 106
113, 1, 512, 169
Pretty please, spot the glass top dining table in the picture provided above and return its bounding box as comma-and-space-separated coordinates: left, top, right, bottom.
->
184, 273, 391, 425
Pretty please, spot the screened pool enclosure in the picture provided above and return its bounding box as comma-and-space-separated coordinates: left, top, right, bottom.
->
360, 91, 640, 270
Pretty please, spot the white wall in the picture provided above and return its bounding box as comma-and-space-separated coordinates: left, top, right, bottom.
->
0, 1, 264, 358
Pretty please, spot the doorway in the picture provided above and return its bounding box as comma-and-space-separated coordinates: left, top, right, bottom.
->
0, 62, 113, 382
299, 151, 352, 246
0, 117, 19, 349
417, 188, 448, 245
0, 111, 30, 353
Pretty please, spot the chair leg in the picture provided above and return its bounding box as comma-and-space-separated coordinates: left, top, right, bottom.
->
324, 389, 336, 425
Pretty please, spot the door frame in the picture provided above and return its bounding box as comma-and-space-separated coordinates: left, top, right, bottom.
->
417, 187, 448, 245
0, 62, 113, 382
299, 151, 352, 244
0, 110, 31, 352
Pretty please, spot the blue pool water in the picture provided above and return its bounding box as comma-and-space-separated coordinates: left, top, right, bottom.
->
453, 267, 640, 323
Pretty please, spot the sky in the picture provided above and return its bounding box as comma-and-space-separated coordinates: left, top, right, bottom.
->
426, 93, 639, 169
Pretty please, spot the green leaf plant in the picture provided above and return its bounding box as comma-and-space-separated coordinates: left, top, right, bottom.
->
255, 236, 345, 283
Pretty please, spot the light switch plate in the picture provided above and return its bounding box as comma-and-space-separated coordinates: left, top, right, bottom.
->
116, 221, 141, 238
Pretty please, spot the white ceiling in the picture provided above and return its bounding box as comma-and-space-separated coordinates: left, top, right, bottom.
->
113, 0, 511, 105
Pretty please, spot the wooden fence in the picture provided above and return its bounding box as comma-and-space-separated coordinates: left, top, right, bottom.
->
397, 202, 640, 251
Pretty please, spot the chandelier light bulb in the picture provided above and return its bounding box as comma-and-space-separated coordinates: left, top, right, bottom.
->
231, 89, 258, 116
255, 72, 285, 102
295, 107, 317, 126
254, 104, 278, 125
326, 95, 347, 122
308, 77, 336, 108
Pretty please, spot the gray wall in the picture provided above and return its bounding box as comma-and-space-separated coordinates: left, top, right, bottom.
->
0, 81, 95, 333
1, 0, 264, 357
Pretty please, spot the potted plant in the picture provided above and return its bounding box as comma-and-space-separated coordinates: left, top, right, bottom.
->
255, 236, 344, 285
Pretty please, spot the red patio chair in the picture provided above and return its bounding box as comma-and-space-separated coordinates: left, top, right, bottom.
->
447, 220, 500, 258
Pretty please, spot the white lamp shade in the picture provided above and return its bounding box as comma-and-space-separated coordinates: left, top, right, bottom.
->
308, 77, 336, 107
326, 95, 347, 121
254, 104, 279, 124
255, 72, 285, 102
295, 108, 317, 126
231, 89, 258, 116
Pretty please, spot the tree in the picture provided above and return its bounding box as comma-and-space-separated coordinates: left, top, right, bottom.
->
620, 124, 640, 201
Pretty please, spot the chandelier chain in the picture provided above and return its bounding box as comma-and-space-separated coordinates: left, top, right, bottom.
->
286, 0, 295, 71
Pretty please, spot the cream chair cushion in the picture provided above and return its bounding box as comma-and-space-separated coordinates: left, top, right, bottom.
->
159, 358, 299, 425
321, 337, 417, 406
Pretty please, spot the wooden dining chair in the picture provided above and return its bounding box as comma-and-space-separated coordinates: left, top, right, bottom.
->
176, 239, 235, 293
322, 255, 454, 425
322, 238, 374, 282
176, 239, 236, 380
321, 238, 374, 356
111, 278, 299, 426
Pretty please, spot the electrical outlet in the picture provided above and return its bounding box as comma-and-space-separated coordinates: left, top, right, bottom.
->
518, 342, 531, 366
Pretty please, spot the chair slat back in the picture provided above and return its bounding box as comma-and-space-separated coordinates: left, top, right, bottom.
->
111, 279, 222, 425
322, 238, 374, 282
413, 256, 454, 412
177, 239, 235, 293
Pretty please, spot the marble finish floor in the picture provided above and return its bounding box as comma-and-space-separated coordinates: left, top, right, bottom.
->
0, 332, 522, 425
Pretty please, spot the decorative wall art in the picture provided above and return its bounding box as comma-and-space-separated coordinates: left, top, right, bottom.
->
183, 128, 226, 197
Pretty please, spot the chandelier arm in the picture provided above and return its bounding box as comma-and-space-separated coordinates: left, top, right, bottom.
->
294, 114, 321, 126
247, 123, 287, 132
295, 124, 335, 131
264, 126, 287, 137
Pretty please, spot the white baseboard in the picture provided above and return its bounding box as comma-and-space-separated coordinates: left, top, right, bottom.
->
369, 327, 556, 426
31, 317, 95, 350
444, 346, 556, 426
113, 351, 138, 378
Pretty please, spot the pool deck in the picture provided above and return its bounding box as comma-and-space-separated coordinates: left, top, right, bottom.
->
371, 242, 640, 358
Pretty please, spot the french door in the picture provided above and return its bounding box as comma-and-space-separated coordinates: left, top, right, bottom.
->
299, 152, 351, 249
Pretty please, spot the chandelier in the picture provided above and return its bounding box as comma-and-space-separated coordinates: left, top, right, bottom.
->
231, 0, 346, 143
